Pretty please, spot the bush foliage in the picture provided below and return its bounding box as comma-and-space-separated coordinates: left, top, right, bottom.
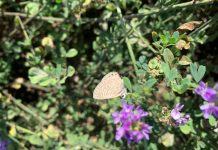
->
0, 0, 218, 149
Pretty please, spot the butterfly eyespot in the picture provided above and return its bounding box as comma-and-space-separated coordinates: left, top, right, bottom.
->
120, 94, 126, 99
120, 88, 127, 99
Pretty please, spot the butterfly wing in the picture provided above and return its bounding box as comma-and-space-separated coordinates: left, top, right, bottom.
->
93, 72, 125, 100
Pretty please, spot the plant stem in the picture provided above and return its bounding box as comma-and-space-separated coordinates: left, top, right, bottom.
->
115, 1, 138, 74
22, 81, 51, 92
8, 135, 28, 150
8, 3, 46, 37
132, 28, 158, 54
16, 16, 29, 40
0, 0, 212, 24
125, 37, 138, 73
16, 16, 35, 54
7, 122, 35, 135
2, 90, 47, 125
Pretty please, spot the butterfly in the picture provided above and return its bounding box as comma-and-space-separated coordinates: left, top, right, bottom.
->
93, 72, 127, 100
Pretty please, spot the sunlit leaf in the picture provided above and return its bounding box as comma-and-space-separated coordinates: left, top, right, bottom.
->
123, 77, 132, 92
66, 49, 78, 58
190, 63, 206, 82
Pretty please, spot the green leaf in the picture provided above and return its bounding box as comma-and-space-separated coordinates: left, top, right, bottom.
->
209, 115, 216, 126
136, 61, 142, 68
190, 63, 206, 82
28, 64, 74, 86
123, 77, 132, 92
171, 78, 190, 94
66, 133, 79, 145
172, 31, 180, 41
67, 66, 75, 77
163, 48, 174, 65
24, 2, 40, 15
133, 84, 144, 94
179, 56, 192, 65
54, 64, 63, 77
161, 63, 178, 82
26, 135, 43, 146
66, 49, 78, 58
43, 125, 60, 139
180, 124, 191, 135
160, 35, 168, 45
39, 77, 56, 86
106, 3, 116, 11
28, 67, 49, 84
145, 78, 157, 88
169, 31, 180, 44
197, 141, 206, 148
142, 64, 147, 70
168, 68, 178, 81
136, 69, 145, 76
66, 133, 89, 146
139, 56, 146, 63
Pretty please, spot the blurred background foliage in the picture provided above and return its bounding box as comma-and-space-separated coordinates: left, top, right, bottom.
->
0, 0, 218, 149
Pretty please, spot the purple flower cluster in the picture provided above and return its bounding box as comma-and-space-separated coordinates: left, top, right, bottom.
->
170, 103, 190, 126
112, 102, 152, 143
194, 81, 217, 102
194, 81, 218, 119
0, 139, 9, 150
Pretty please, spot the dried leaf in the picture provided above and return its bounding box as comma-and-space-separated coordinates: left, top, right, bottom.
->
41, 36, 54, 48
177, 21, 202, 31
176, 40, 190, 50
11, 77, 24, 89
179, 56, 192, 65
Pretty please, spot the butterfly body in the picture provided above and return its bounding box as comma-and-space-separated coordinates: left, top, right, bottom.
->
93, 72, 127, 100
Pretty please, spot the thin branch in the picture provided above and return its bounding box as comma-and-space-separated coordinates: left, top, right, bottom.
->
8, 3, 46, 37
2, 90, 47, 125
22, 81, 52, 92
0, 0, 213, 25
3, 11, 64, 22
115, 0, 138, 74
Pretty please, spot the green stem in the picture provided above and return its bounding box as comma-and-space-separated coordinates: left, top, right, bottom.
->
16, 16, 35, 54
132, 28, 158, 54
7, 123, 35, 135
16, 16, 29, 40
115, 1, 138, 74
125, 37, 138, 73
2, 91, 47, 125
8, 135, 28, 150
189, 14, 218, 36
0, 0, 212, 24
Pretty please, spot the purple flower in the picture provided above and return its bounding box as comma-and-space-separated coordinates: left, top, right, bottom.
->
115, 127, 126, 140
194, 81, 217, 102
200, 103, 218, 119
170, 103, 184, 120
175, 114, 190, 126
0, 140, 9, 150
170, 103, 190, 126
112, 102, 152, 143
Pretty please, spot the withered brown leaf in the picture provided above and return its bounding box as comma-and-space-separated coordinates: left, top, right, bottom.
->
177, 21, 202, 31
176, 40, 190, 50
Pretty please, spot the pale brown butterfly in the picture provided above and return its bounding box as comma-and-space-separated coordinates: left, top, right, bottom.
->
93, 72, 127, 100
